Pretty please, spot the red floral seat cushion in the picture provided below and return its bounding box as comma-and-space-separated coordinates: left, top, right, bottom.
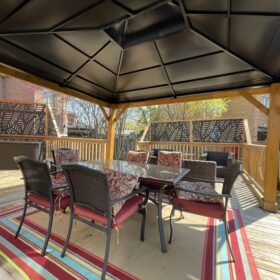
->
175, 181, 221, 203
74, 196, 143, 227
157, 151, 182, 168
54, 149, 79, 171
101, 168, 139, 216
126, 151, 149, 164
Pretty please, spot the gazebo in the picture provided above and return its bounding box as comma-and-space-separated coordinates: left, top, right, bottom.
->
0, 0, 279, 214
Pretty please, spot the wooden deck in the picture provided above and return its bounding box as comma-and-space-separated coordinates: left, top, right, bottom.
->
0, 170, 279, 279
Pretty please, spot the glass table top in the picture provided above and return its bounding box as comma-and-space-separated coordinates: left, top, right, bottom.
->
77, 160, 190, 185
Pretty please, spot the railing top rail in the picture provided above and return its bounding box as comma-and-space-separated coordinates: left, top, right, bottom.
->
0, 134, 106, 143
137, 141, 242, 147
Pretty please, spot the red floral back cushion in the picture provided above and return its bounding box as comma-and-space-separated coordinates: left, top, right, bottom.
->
101, 168, 139, 216
55, 149, 79, 171
126, 151, 149, 164
157, 151, 182, 168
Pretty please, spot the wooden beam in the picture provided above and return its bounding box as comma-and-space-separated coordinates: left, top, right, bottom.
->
99, 105, 109, 121
0, 64, 113, 108
113, 107, 127, 122
262, 92, 280, 212
106, 108, 116, 160
240, 92, 269, 115
117, 86, 271, 109
243, 119, 252, 144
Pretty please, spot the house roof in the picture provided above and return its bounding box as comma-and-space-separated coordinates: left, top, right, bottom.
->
0, 0, 279, 106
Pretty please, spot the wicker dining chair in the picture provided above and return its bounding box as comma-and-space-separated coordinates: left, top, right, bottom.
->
61, 164, 148, 280
169, 162, 242, 262
14, 156, 70, 256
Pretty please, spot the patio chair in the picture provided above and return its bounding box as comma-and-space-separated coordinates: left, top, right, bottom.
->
50, 148, 79, 173
14, 156, 70, 256
168, 162, 242, 262
149, 148, 174, 164
201, 151, 233, 178
126, 150, 149, 164
61, 164, 148, 280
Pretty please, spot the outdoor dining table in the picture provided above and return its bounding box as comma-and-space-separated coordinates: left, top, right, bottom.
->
76, 159, 190, 253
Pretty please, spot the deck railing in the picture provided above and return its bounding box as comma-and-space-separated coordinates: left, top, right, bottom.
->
0, 135, 106, 161
242, 144, 266, 194
136, 141, 243, 161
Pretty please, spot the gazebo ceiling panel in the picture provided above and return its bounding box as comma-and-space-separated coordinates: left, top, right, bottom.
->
230, 15, 280, 75
0, 0, 279, 105
77, 61, 116, 92
120, 42, 161, 74
117, 67, 168, 92
94, 43, 121, 74
183, 0, 227, 12
188, 15, 228, 48
58, 1, 128, 30
156, 29, 220, 64
232, 0, 280, 13
3, 34, 88, 73
0, 39, 69, 83
69, 77, 114, 101
114, 0, 161, 13
166, 52, 253, 84
0, 0, 97, 32
173, 70, 271, 95
58, 30, 109, 57
117, 86, 172, 102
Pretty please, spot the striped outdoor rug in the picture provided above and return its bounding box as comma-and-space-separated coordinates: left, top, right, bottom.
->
202, 209, 260, 280
0, 206, 138, 280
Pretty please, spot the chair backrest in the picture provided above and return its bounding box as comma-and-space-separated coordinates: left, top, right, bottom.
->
14, 156, 52, 200
222, 162, 243, 195
62, 164, 110, 217
152, 148, 173, 158
157, 151, 182, 168
53, 149, 79, 171
206, 151, 229, 166
126, 151, 149, 164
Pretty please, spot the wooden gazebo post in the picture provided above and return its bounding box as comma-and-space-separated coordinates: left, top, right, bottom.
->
263, 89, 280, 211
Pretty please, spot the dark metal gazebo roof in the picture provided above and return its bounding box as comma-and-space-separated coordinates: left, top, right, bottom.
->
0, 0, 279, 105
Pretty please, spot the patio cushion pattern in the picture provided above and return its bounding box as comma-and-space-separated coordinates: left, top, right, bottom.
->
157, 151, 182, 168
172, 198, 225, 219
101, 168, 140, 216
126, 151, 149, 164
74, 196, 143, 228
51, 175, 70, 198
28, 193, 70, 211
175, 181, 222, 203
54, 149, 79, 171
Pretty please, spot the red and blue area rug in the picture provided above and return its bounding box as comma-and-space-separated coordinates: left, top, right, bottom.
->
0, 206, 260, 279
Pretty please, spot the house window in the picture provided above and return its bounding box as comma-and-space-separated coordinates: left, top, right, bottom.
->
261, 96, 270, 107
257, 127, 267, 141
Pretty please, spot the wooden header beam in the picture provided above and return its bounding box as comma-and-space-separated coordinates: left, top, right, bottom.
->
116, 86, 272, 109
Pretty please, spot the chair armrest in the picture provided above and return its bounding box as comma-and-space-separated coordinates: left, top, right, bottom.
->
111, 186, 148, 205
49, 170, 63, 176
175, 187, 231, 199
51, 184, 69, 190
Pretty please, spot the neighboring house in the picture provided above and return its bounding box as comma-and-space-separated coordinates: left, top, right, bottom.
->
222, 95, 269, 142
0, 75, 69, 135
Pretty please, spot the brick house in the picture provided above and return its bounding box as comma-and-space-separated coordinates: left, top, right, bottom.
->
0, 75, 69, 134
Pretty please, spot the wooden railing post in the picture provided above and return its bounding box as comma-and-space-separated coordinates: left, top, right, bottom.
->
263, 92, 280, 212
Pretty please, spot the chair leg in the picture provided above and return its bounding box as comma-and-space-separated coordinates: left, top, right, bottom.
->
223, 217, 235, 262
139, 207, 147, 241
101, 228, 112, 280
41, 209, 54, 256
61, 209, 74, 257
15, 201, 28, 238
168, 207, 175, 244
